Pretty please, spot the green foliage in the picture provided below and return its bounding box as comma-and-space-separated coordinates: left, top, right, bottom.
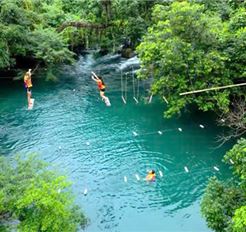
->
137, 1, 245, 118
45, 67, 58, 82
0, 0, 75, 70
137, 1, 231, 117
0, 36, 11, 68
31, 28, 74, 64
224, 138, 246, 182
201, 177, 244, 231
0, 155, 87, 232
41, 0, 66, 27
201, 139, 246, 232
59, 0, 158, 51
233, 206, 246, 232
0, 0, 159, 70
196, 0, 232, 20
225, 8, 246, 81
109, 0, 157, 47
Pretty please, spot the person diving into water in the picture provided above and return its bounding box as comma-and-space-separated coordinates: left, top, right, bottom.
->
91, 72, 110, 106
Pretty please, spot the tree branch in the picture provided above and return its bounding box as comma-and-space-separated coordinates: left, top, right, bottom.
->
58, 21, 112, 32
216, 97, 246, 147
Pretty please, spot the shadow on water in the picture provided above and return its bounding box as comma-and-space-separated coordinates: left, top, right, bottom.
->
0, 53, 234, 232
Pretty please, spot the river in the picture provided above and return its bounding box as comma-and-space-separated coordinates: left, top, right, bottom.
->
0, 53, 232, 232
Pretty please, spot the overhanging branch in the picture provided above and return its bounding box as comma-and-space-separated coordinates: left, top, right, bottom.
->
58, 21, 112, 32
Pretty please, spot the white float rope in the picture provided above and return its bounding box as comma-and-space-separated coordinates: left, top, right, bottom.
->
121, 165, 222, 183
81, 163, 226, 195
131, 124, 205, 137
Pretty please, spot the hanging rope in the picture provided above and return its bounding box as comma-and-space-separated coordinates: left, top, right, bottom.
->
32, 62, 40, 75
132, 66, 138, 103
121, 70, 126, 104
163, 96, 168, 104
137, 76, 140, 100
148, 94, 153, 104
121, 70, 123, 96
148, 65, 154, 104
132, 68, 135, 97
124, 73, 128, 101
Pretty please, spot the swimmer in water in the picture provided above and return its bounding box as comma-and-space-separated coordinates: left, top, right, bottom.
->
146, 170, 156, 182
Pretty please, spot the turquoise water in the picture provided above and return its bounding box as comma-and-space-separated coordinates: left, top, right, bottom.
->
0, 54, 233, 232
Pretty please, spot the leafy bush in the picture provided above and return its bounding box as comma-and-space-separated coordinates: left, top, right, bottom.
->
0, 155, 87, 232
201, 138, 246, 232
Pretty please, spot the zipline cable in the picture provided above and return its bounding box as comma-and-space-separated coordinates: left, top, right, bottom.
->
180, 83, 246, 96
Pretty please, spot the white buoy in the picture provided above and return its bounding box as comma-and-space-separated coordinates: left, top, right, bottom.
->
229, 159, 234, 164
184, 166, 189, 173
199, 124, 205, 128
159, 170, 163, 177
73, 89, 76, 92
135, 174, 140, 181
86, 141, 90, 146
59, 146, 62, 150
214, 166, 219, 171
132, 131, 138, 136
158, 131, 163, 135
124, 176, 127, 182
84, 188, 88, 195
178, 128, 182, 132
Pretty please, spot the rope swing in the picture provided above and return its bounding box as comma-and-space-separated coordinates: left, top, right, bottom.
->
121, 70, 127, 104
148, 66, 154, 104
132, 66, 139, 104
124, 73, 128, 102
148, 94, 153, 104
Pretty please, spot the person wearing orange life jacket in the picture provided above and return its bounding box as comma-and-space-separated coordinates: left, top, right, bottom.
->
91, 72, 109, 103
146, 170, 156, 182
24, 69, 33, 107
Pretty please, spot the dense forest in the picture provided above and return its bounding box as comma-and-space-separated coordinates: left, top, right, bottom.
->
0, 0, 158, 69
0, 0, 245, 231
